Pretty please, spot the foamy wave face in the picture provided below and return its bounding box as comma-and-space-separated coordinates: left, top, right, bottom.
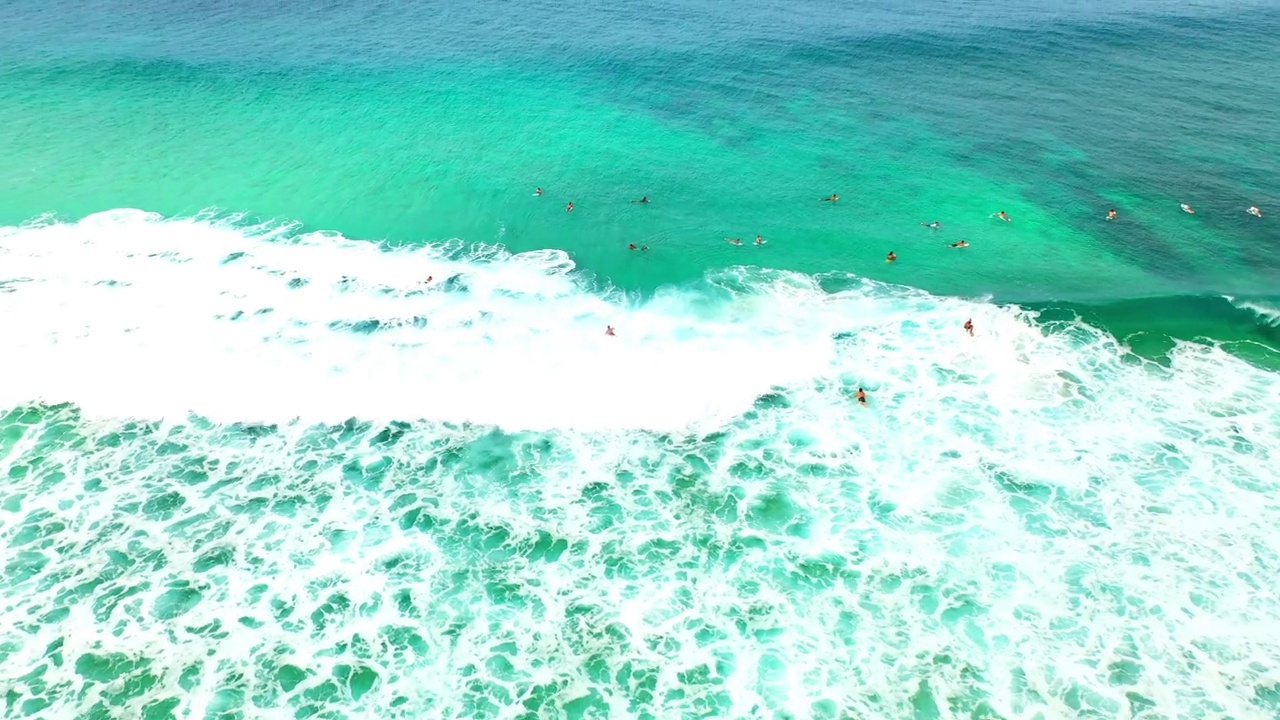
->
0, 210, 840, 432
3, 211, 1280, 719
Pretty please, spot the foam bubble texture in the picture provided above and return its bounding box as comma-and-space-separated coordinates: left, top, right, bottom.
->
2, 211, 1279, 719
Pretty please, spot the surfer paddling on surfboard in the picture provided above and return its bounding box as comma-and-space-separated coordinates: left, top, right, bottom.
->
1181, 203, 1195, 214
1248, 206, 1263, 218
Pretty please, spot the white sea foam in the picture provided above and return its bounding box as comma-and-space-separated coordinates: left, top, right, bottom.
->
0, 209, 837, 432
1227, 294, 1280, 328
2, 210, 1280, 719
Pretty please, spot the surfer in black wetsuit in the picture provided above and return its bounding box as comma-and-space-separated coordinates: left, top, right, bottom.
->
632, 196, 649, 204
921, 221, 941, 229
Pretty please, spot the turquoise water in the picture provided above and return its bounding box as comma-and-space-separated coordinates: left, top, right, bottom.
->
2, 2, 1280, 718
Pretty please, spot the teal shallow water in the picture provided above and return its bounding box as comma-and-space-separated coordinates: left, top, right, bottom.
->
3, 2, 1280, 718
2, 1, 1279, 303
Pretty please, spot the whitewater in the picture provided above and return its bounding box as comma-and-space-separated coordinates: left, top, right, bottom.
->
2, 210, 1280, 719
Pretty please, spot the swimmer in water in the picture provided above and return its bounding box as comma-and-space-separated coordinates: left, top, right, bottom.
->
820, 194, 839, 202
1181, 203, 1194, 214
1107, 208, 1117, 221
964, 318, 974, 336
632, 196, 649, 204
886, 251, 897, 262
627, 244, 638, 250
641, 245, 650, 251
566, 202, 574, 212
994, 211, 1011, 222
920, 221, 941, 229
606, 326, 615, 336
755, 235, 765, 245
950, 240, 969, 248
726, 237, 743, 245
856, 388, 867, 405
535, 187, 543, 196
1248, 206, 1263, 217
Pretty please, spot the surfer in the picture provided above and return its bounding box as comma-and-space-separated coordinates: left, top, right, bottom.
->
994, 211, 1011, 222
641, 245, 650, 251
424, 276, 433, 283
1107, 208, 1117, 221
921, 221, 941, 229
950, 240, 969, 248
886, 251, 897, 262
566, 202, 574, 212
856, 388, 867, 405
535, 187, 543, 196
964, 318, 974, 336
627, 244, 638, 250
820, 194, 839, 202
755, 235, 765, 245
1248, 206, 1263, 217
606, 326, 616, 336
632, 196, 649, 204
1181, 203, 1194, 214
726, 237, 743, 245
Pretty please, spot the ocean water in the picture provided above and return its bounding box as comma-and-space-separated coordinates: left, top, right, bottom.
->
2, 1, 1280, 719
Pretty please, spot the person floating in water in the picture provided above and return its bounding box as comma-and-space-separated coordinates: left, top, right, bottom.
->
627, 243, 638, 250
535, 187, 543, 196
886, 251, 897, 262
994, 211, 1011, 222
606, 326, 616, 336
1248, 206, 1263, 217
820, 194, 839, 202
755, 235, 765, 245
856, 388, 867, 405
921, 221, 941, 229
1107, 208, 1118, 221
950, 240, 969, 248
566, 202, 574, 212
641, 245, 650, 251
964, 318, 974, 336
726, 237, 743, 245
632, 196, 649, 204
1181, 203, 1195, 214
